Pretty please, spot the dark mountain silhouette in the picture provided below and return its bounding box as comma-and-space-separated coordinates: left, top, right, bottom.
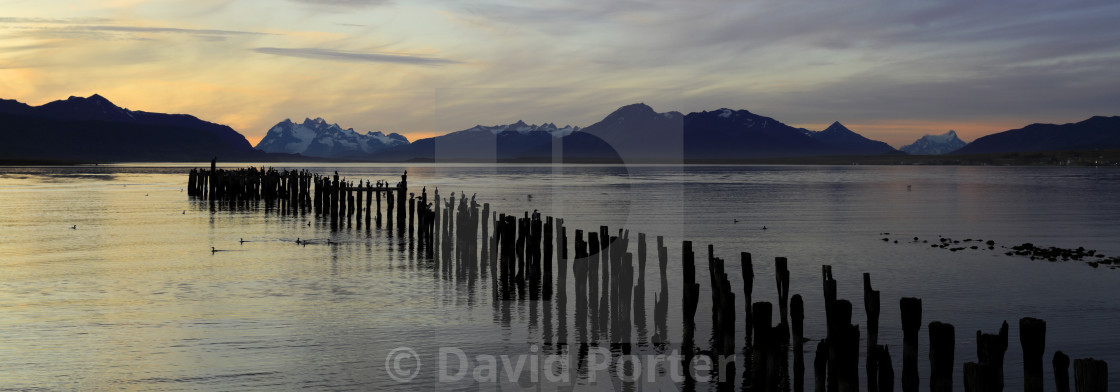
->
0, 95, 267, 162
575, 103, 685, 161
801, 121, 898, 155
372, 103, 901, 162
681, 108, 833, 159
373, 121, 578, 161
953, 116, 1120, 154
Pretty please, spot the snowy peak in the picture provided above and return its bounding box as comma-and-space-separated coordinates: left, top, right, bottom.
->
255, 117, 409, 158
900, 130, 967, 155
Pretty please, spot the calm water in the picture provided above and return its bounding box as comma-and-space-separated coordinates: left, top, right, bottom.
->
1, 163, 1118, 391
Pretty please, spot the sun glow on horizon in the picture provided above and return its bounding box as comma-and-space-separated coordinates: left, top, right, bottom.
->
1, 1, 1117, 148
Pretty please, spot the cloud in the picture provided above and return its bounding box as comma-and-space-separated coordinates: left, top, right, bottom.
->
252, 47, 463, 66
82, 25, 270, 36
0, 17, 114, 24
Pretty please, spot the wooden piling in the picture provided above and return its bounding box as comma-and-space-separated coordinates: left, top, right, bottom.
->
742, 252, 754, 347
1020, 317, 1046, 392
544, 217, 553, 301
793, 294, 806, 392
928, 321, 955, 392
865, 273, 882, 392
878, 346, 895, 392
815, 340, 829, 392
901, 297, 923, 392
1054, 351, 1071, 392
654, 236, 669, 345
1073, 358, 1108, 392
776, 257, 790, 340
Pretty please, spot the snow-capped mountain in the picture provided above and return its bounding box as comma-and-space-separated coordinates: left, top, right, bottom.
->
255, 117, 408, 158
900, 130, 967, 155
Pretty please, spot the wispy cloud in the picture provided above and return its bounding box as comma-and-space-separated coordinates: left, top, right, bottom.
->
0, 17, 113, 24
82, 25, 270, 36
252, 47, 462, 66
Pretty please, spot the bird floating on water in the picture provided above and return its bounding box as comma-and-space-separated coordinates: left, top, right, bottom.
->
71, 225, 77, 229
733, 219, 739, 223
762, 226, 768, 230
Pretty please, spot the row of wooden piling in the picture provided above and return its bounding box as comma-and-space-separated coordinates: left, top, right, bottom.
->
185, 166, 1110, 390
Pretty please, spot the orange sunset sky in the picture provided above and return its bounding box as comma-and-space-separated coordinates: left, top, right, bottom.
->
2, 1, 1118, 148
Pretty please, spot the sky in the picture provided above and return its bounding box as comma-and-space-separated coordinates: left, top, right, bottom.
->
2, 0, 1119, 148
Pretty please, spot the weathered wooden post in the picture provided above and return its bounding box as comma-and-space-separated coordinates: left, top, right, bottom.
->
409, 193, 415, 238
386, 188, 394, 229
1020, 317, 1046, 392
356, 183, 363, 227
815, 340, 829, 392
901, 297, 923, 392
742, 252, 754, 346
865, 273, 882, 392
928, 321, 955, 392
481, 203, 490, 272
634, 232, 647, 343
376, 184, 384, 227
588, 232, 600, 339
653, 236, 669, 345
752, 301, 773, 391
599, 226, 611, 336
793, 294, 806, 392
574, 229, 588, 342
1073, 358, 1108, 392
1054, 351, 1071, 392
396, 172, 406, 232
365, 182, 372, 225
878, 346, 895, 392
544, 216, 553, 300
682, 241, 699, 363
776, 257, 790, 339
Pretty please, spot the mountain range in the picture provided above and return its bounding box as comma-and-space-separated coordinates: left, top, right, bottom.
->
2, 94, 1117, 163
954, 116, 1120, 155
0, 94, 270, 161
255, 117, 408, 158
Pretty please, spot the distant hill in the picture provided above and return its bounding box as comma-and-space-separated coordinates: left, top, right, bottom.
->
374, 121, 579, 161
0, 95, 275, 162
256, 117, 408, 158
801, 122, 898, 155
373, 103, 902, 162
953, 116, 1120, 154
901, 130, 967, 155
